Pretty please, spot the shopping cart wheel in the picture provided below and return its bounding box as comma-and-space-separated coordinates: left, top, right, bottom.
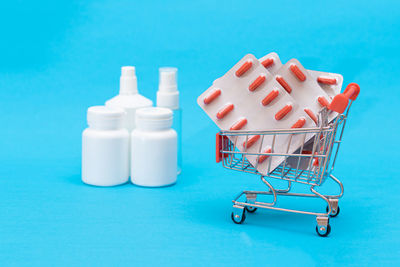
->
231, 211, 246, 224
316, 224, 331, 237
245, 206, 257, 213
326, 205, 340, 217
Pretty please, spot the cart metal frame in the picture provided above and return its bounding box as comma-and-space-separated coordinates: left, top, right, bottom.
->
217, 102, 353, 236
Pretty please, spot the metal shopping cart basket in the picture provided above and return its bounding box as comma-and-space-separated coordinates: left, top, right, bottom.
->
216, 83, 360, 236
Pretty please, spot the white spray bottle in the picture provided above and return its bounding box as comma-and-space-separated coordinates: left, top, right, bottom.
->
106, 66, 153, 131
156, 67, 182, 174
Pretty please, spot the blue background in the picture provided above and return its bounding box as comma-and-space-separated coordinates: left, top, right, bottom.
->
1, 0, 399, 266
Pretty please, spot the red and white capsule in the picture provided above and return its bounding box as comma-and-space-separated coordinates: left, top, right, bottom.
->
258, 148, 272, 163
304, 108, 318, 125
235, 59, 253, 77
230, 118, 247, 130
261, 58, 274, 68
275, 104, 293, 121
291, 117, 306, 128
243, 135, 260, 149
317, 76, 337, 85
249, 74, 266, 92
203, 88, 221, 105
216, 103, 234, 119
276, 76, 292, 94
289, 64, 306, 82
317, 96, 330, 107
262, 89, 279, 106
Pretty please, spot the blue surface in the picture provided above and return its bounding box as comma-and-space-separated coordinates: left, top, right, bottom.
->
1, 0, 399, 266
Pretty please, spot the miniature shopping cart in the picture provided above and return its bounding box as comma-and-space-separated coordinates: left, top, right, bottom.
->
216, 83, 360, 236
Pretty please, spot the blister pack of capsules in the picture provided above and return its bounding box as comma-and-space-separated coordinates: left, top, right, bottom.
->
259, 52, 345, 168
275, 58, 336, 125
197, 54, 320, 174
260, 52, 343, 102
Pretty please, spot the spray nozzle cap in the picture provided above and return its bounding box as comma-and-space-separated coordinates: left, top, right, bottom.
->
121, 66, 135, 77
120, 66, 138, 95
157, 67, 179, 109
159, 67, 178, 92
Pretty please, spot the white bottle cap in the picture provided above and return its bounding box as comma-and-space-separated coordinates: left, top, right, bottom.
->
87, 106, 126, 129
120, 66, 138, 95
157, 67, 179, 109
136, 107, 173, 130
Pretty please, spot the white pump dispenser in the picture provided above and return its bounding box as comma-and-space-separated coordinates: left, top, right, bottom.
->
105, 66, 153, 131
157, 67, 179, 109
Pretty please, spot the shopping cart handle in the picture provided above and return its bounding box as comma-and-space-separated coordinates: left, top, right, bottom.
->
343, 82, 360, 100
328, 83, 360, 114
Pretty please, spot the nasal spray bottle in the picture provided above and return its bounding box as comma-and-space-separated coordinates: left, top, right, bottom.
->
156, 67, 182, 174
106, 66, 153, 131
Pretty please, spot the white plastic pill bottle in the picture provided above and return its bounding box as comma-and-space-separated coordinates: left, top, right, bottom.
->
131, 107, 177, 187
82, 106, 129, 186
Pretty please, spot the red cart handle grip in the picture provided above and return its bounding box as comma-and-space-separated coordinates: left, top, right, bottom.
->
216, 133, 222, 163
343, 82, 360, 101
329, 83, 360, 114
216, 133, 230, 163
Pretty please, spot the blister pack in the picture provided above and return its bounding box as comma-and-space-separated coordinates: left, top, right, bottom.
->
310, 70, 343, 99
197, 54, 317, 173
259, 52, 282, 75
259, 52, 343, 99
260, 52, 344, 169
272, 58, 336, 125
